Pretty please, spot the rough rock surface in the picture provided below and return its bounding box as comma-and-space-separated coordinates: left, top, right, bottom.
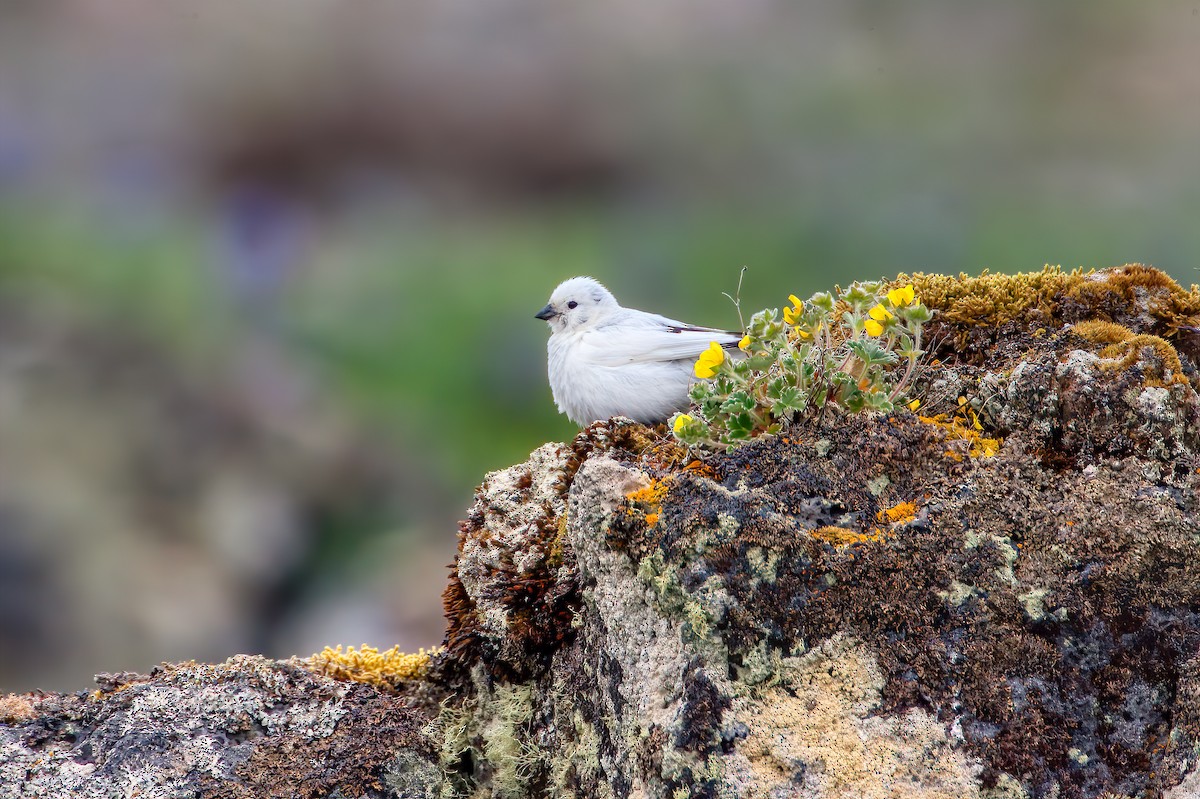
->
0, 656, 440, 799
3, 265, 1200, 798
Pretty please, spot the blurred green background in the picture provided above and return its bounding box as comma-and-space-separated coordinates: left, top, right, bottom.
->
0, 1, 1197, 691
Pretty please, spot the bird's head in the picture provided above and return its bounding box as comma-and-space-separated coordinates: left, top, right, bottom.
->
536, 276, 619, 333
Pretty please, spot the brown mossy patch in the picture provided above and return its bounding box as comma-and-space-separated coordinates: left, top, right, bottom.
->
440, 419, 688, 683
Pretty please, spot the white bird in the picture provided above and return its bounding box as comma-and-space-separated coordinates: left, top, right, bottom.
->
535, 276, 742, 426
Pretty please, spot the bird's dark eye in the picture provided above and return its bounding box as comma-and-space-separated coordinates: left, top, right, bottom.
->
567, 301, 578, 309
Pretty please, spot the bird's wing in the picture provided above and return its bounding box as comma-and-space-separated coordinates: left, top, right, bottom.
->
580, 312, 742, 366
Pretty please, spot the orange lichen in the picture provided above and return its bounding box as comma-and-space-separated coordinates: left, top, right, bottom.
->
877, 501, 918, 525
811, 526, 886, 547
919, 409, 1002, 462
625, 477, 673, 528
682, 460, 718, 479
307, 645, 443, 688
627, 478, 672, 507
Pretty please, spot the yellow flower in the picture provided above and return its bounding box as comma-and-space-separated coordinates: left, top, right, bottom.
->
868, 303, 894, 322
783, 294, 803, 325
738, 335, 751, 351
673, 413, 694, 434
694, 342, 725, 378
863, 319, 884, 336
887, 284, 916, 307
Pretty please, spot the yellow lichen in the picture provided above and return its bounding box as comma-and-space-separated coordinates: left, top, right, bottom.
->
625, 477, 673, 527
811, 526, 886, 547
919, 410, 1002, 462
307, 644, 443, 687
876, 501, 917, 525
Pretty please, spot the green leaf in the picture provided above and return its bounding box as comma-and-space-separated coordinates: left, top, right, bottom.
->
721, 391, 756, 414
808, 291, 835, 313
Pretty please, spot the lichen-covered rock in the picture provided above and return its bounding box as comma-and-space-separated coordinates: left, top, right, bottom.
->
433, 265, 1200, 798
4, 265, 1200, 799
0, 656, 439, 798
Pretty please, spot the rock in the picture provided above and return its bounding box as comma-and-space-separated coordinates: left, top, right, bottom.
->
3, 264, 1200, 798
0, 656, 438, 799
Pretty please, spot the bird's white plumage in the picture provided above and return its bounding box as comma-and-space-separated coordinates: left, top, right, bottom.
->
536, 276, 741, 426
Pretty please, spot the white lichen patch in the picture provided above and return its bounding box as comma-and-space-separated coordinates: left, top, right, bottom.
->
725, 635, 982, 799
568, 456, 734, 794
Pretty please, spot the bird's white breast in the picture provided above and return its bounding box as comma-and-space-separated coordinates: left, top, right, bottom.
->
546, 329, 694, 426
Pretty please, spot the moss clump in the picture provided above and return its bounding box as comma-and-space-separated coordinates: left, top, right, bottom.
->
895, 265, 1084, 328
1073, 319, 1189, 386
894, 265, 1200, 370
307, 645, 442, 688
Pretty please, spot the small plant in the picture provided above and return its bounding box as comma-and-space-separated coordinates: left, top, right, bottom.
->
672, 281, 931, 449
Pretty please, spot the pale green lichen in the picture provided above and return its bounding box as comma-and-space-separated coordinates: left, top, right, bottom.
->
745, 546, 779, 586
428, 682, 544, 799
866, 474, 891, 496
964, 531, 1018, 585
939, 580, 981, 606
980, 772, 1031, 799
480, 684, 541, 799
1018, 587, 1067, 623
546, 708, 601, 799
732, 640, 787, 692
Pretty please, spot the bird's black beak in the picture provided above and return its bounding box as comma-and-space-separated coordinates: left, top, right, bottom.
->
535, 304, 556, 321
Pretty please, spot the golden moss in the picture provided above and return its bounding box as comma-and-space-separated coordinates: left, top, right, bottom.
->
546, 513, 570, 567
1100, 335, 1189, 386
307, 644, 443, 688
893, 265, 1083, 328
1068, 263, 1200, 331
891, 264, 1200, 332
1072, 319, 1189, 386
1072, 319, 1135, 345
